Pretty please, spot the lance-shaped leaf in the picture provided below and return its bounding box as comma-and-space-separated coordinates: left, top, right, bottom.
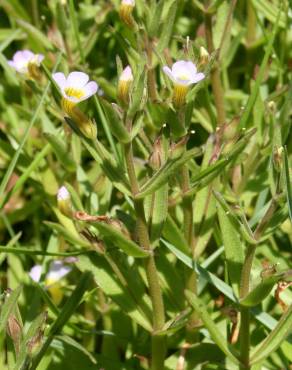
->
187, 128, 257, 197
101, 100, 131, 144
147, 0, 164, 38
240, 275, 279, 307
128, 66, 146, 118
30, 272, 92, 370
150, 184, 168, 247
240, 270, 292, 307
136, 147, 202, 199
0, 286, 22, 334
157, 0, 177, 53
44, 133, 76, 172
154, 308, 192, 336
250, 305, 292, 365
90, 220, 149, 258
283, 146, 292, 223
162, 216, 190, 255
65, 117, 130, 195
185, 290, 241, 365
44, 221, 91, 249
217, 197, 244, 297
76, 254, 152, 331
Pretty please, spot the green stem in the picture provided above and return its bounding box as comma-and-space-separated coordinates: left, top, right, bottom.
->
204, 12, 226, 126
124, 141, 166, 370
240, 307, 250, 370
246, 0, 257, 47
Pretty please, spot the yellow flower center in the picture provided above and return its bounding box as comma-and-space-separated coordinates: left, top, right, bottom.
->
177, 73, 190, 81
64, 87, 85, 100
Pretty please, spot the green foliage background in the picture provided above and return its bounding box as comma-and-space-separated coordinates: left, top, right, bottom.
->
0, 0, 291, 369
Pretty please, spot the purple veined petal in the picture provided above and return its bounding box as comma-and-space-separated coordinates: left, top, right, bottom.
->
184, 61, 198, 77
67, 71, 89, 88
172, 60, 191, 77
46, 260, 72, 283
13, 50, 27, 64
120, 65, 133, 81
22, 50, 35, 61
163, 66, 176, 82
29, 265, 42, 282
57, 186, 70, 201
52, 72, 67, 90
81, 81, 98, 100
36, 54, 45, 64
8, 60, 16, 68
191, 72, 205, 84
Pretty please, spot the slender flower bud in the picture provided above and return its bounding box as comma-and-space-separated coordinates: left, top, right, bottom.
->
57, 186, 72, 217
149, 136, 163, 170
199, 46, 210, 67
7, 315, 22, 355
119, 0, 135, 27
118, 65, 133, 105
163, 60, 205, 109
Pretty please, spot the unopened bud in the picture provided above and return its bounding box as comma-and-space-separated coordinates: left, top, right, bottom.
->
57, 186, 72, 217
119, 0, 135, 27
107, 218, 132, 240
267, 100, 276, 114
64, 103, 97, 139
27, 312, 47, 357
169, 135, 189, 159
7, 315, 22, 355
273, 146, 283, 172
222, 116, 240, 141
199, 46, 209, 66
149, 136, 163, 170
118, 65, 133, 105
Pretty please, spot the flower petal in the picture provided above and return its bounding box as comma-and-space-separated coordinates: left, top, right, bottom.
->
29, 265, 42, 282
191, 72, 205, 84
67, 71, 89, 88
163, 66, 175, 82
53, 72, 67, 90
46, 260, 72, 283
172, 60, 190, 77
185, 61, 197, 77
81, 81, 98, 100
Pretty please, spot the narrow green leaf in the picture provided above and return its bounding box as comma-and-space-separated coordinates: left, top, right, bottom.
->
238, 7, 281, 129
16, 19, 54, 50
91, 220, 149, 258
137, 147, 202, 199
283, 146, 292, 223
240, 275, 280, 307
30, 272, 92, 370
217, 198, 244, 296
157, 0, 177, 53
44, 133, 76, 172
101, 100, 131, 143
128, 67, 146, 118
68, 0, 85, 64
162, 216, 190, 255
250, 305, 292, 365
0, 53, 62, 207
76, 254, 152, 331
0, 286, 22, 334
147, 0, 164, 37
150, 184, 168, 247
44, 221, 91, 249
185, 290, 241, 365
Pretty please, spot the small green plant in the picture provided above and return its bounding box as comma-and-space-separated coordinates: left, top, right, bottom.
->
0, 0, 291, 369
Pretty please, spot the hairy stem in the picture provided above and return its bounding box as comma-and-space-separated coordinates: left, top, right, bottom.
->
124, 141, 166, 370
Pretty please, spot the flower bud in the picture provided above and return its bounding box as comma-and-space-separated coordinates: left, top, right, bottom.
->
199, 46, 209, 66
273, 146, 283, 172
118, 65, 133, 105
119, 0, 135, 27
7, 315, 22, 355
149, 136, 163, 170
57, 186, 72, 217
169, 135, 189, 159
64, 103, 97, 140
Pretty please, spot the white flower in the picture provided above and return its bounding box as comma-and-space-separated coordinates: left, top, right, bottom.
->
57, 186, 70, 201
52, 71, 98, 104
119, 65, 133, 82
8, 50, 44, 74
163, 60, 205, 87
29, 260, 72, 285
121, 0, 135, 6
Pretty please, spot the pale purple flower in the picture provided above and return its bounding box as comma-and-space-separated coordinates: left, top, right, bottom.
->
163, 60, 205, 86
119, 65, 133, 82
57, 186, 70, 201
52, 71, 98, 104
29, 260, 72, 285
121, 0, 135, 5
8, 50, 44, 74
